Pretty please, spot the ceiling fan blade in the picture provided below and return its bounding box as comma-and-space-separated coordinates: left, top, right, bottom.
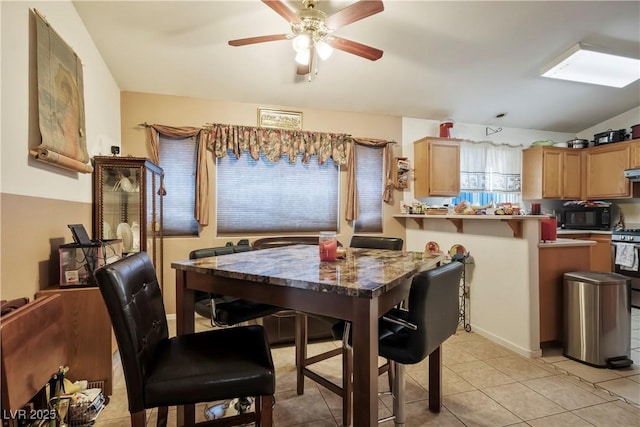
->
327, 36, 383, 61
325, 0, 384, 30
228, 34, 289, 46
262, 0, 301, 24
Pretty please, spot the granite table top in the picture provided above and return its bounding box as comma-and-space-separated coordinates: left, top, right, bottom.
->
172, 244, 445, 298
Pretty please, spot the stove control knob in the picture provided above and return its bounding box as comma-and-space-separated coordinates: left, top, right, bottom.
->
620, 236, 628, 241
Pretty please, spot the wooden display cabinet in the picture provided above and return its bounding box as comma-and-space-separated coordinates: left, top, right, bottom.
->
521, 146, 582, 200
35, 287, 113, 396
92, 156, 164, 289
413, 137, 460, 197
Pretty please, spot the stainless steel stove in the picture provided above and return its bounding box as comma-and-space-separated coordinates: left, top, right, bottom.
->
612, 225, 640, 308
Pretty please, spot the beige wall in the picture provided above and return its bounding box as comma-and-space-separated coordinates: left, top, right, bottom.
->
1, 1, 120, 300
1, 194, 93, 299
120, 92, 406, 314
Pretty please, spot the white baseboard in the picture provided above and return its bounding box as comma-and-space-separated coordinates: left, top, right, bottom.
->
470, 324, 542, 358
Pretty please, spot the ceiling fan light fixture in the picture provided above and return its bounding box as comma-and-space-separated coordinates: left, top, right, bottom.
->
292, 34, 311, 53
295, 49, 311, 65
541, 43, 640, 88
316, 39, 333, 60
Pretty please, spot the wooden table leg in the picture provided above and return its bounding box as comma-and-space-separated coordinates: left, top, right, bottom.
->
428, 346, 442, 413
351, 298, 378, 426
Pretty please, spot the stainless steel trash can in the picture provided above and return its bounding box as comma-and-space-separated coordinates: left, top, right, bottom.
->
563, 271, 632, 369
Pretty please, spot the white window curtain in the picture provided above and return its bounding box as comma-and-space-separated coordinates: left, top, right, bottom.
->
459, 141, 522, 204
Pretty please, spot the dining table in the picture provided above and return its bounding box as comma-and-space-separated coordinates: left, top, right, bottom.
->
172, 244, 445, 426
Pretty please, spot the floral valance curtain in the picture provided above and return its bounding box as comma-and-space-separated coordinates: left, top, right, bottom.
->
146, 122, 395, 226
459, 140, 522, 193
205, 123, 350, 165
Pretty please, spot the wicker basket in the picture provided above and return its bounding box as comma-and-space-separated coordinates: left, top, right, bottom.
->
425, 208, 448, 215
67, 381, 108, 427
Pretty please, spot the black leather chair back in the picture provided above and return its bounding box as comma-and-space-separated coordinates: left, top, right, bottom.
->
94, 252, 168, 413
380, 261, 463, 365
350, 235, 403, 250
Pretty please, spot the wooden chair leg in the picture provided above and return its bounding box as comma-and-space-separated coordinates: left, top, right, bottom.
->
256, 395, 274, 427
156, 406, 168, 427
130, 410, 146, 427
342, 346, 353, 427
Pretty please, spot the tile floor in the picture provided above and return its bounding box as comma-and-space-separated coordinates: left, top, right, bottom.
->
94, 309, 640, 426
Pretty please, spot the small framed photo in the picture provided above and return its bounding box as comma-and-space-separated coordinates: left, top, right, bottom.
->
258, 108, 303, 130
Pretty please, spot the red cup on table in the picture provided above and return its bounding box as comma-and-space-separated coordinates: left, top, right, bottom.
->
319, 231, 337, 261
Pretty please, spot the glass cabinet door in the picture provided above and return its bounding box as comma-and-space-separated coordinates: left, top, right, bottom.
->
93, 156, 164, 288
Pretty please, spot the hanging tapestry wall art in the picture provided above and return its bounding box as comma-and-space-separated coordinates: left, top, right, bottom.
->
30, 9, 92, 173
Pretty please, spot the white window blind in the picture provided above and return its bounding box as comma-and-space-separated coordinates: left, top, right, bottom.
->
353, 144, 383, 233
216, 151, 339, 234
158, 135, 199, 236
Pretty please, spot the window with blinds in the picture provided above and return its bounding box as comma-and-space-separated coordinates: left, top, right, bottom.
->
158, 135, 199, 236
216, 151, 339, 234
353, 144, 383, 232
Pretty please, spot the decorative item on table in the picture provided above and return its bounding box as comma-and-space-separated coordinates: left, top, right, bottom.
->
424, 241, 441, 257
319, 231, 337, 261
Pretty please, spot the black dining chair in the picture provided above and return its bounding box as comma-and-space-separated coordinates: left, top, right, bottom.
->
327, 261, 462, 426
377, 261, 463, 425
295, 235, 404, 426
190, 245, 282, 327
94, 252, 276, 427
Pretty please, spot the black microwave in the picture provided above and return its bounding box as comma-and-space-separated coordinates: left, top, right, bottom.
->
561, 206, 611, 230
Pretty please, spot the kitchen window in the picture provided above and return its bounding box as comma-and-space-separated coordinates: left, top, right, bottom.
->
216, 151, 339, 234
158, 135, 200, 236
451, 141, 522, 207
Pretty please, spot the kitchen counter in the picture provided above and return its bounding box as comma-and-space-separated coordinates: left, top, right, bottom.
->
393, 213, 548, 238
538, 238, 596, 248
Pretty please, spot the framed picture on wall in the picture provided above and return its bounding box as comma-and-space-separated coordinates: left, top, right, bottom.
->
258, 108, 303, 130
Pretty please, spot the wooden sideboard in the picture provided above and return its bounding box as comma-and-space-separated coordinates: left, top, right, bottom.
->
36, 286, 113, 396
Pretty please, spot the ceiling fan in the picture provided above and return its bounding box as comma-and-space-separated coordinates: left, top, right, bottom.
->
228, 0, 384, 77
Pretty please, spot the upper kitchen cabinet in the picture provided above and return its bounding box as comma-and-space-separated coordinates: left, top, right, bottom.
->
92, 156, 164, 288
631, 139, 640, 168
584, 143, 635, 199
413, 137, 460, 197
522, 147, 581, 200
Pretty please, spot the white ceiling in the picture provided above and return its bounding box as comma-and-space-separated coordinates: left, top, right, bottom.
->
72, 0, 640, 133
